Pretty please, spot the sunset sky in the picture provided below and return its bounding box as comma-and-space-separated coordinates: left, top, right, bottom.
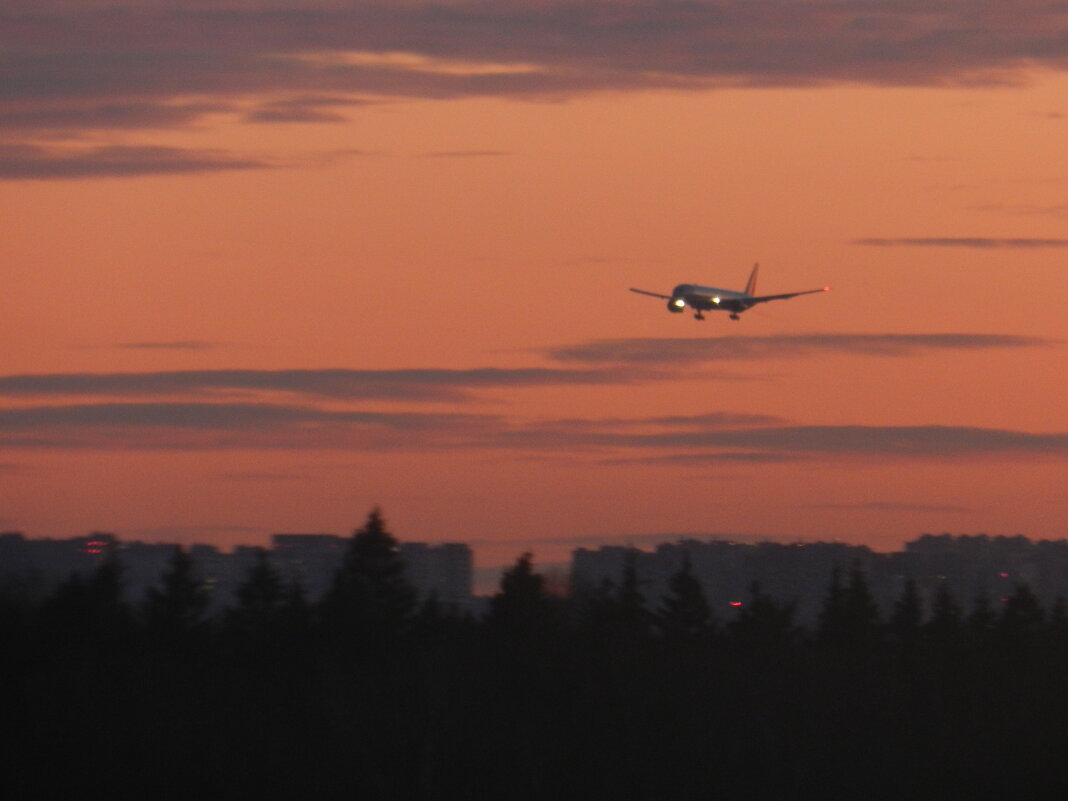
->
4, 1, 1068, 572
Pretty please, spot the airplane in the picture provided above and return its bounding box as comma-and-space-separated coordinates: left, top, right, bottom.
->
629, 263, 829, 320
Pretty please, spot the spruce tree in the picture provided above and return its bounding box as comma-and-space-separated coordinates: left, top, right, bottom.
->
924, 581, 963, 646
228, 548, 286, 637
37, 548, 132, 646
818, 561, 880, 647
577, 550, 651, 645
615, 549, 651, 640
142, 545, 209, 643
320, 508, 416, 651
997, 583, 1045, 648
966, 588, 997, 645
655, 553, 714, 643
486, 552, 551, 640
729, 581, 796, 650
889, 577, 923, 645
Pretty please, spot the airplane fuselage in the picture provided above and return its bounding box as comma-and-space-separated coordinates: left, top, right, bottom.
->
668, 284, 753, 314
630, 264, 827, 321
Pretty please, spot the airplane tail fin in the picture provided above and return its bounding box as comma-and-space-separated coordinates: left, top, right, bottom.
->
744, 263, 759, 296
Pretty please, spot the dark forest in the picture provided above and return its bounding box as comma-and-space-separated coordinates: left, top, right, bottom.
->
6, 510, 1068, 799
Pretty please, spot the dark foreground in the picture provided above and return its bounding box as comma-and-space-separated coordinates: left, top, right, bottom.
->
5, 527, 1068, 800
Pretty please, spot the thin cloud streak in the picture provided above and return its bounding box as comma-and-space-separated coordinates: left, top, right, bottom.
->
0, 100, 230, 134
853, 238, 1068, 249
0, 402, 481, 429
0, 366, 647, 401
602, 451, 804, 466
4, 402, 1065, 462
115, 341, 226, 351
0, 402, 498, 451
244, 95, 372, 123
418, 150, 514, 158
810, 501, 975, 513
490, 420, 1068, 458
546, 333, 1058, 365
0, 144, 269, 180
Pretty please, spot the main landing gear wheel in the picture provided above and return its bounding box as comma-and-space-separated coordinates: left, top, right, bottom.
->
729, 313, 741, 320
694, 312, 705, 320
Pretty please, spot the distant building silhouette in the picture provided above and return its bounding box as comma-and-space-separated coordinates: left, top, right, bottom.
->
270, 533, 347, 601
398, 542, 474, 607
6, 529, 1068, 624
571, 534, 1068, 627
0, 531, 474, 613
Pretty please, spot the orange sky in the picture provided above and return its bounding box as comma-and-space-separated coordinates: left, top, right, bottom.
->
3, 2, 1068, 570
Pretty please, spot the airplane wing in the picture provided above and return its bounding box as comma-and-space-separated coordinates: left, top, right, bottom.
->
629, 288, 673, 300
748, 287, 829, 304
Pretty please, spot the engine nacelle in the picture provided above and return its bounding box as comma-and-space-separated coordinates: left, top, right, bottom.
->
667, 299, 684, 313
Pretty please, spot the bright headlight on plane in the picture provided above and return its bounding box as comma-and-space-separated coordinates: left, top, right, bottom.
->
712, 296, 721, 304
672, 298, 686, 308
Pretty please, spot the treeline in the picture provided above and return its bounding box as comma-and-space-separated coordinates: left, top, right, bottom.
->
5, 510, 1068, 799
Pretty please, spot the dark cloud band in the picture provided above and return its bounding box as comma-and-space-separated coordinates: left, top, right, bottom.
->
6, 1, 1068, 155
2, 402, 1065, 460
0, 144, 267, 180
0, 366, 640, 401
546, 333, 1058, 365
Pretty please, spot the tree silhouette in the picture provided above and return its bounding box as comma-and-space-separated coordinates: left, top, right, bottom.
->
486, 552, 553, 640
817, 561, 880, 647
142, 545, 209, 643
889, 576, 923, 646
578, 549, 653, 646
236, 549, 284, 613
615, 549, 651, 638
35, 550, 133, 650
966, 588, 997, 645
320, 508, 416, 652
729, 581, 796, 650
227, 548, 288, 643
655, 553, 714, 643
997, 583, 1045, 648
1048, 596, 1068, 650
923, 581, 964, 652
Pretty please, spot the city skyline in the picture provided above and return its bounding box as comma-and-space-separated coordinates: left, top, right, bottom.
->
4, 2, 1068, 571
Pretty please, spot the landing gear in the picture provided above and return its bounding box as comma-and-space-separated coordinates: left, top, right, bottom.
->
729, 313, 741, 321
694, 311, 705, 321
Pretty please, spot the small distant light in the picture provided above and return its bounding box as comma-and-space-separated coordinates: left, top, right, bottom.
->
824, 286, 831, 291
999, 572, 1009, 578
729, 601, 743, 607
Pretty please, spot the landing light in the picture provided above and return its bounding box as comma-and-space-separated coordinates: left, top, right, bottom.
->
672, 298, 686, 308
712, 296, 721, 304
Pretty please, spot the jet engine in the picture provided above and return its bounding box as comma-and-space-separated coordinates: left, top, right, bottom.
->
667, 299, 684, 313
